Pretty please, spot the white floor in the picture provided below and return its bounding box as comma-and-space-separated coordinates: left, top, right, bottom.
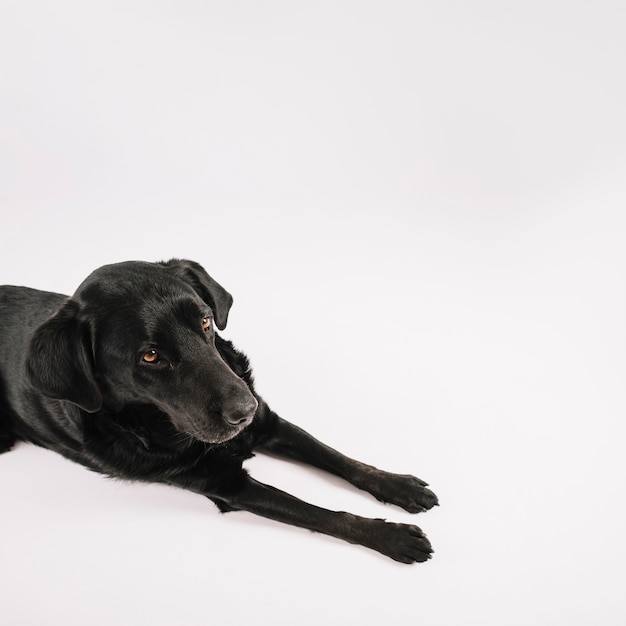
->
1, 2, 625, 625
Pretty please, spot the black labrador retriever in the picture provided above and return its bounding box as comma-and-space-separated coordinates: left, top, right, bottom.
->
0, 259, 437, 563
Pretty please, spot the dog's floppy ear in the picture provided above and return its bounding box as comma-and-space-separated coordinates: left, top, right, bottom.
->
25, 299, 102, 413
164, 259, 233, 330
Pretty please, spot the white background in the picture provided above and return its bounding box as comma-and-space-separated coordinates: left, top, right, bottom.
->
1, 2, 625, 625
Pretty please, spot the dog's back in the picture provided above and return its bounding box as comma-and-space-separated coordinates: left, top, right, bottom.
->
0, 286, 67, 450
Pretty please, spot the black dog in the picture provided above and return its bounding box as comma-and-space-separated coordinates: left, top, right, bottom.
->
0, 259, 437, 563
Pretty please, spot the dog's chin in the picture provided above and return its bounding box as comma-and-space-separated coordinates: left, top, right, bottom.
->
186, 425, 246, 445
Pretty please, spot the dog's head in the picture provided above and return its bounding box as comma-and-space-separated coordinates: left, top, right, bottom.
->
25, 259, 258, 444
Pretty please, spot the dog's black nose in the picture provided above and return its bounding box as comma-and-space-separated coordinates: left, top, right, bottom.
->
223, 398, 257, 426
224, 412, 248, 426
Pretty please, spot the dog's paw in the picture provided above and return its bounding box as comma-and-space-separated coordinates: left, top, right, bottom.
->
384, 474, 439, 513
359, 470, 439, 513
366, 520, 433, 564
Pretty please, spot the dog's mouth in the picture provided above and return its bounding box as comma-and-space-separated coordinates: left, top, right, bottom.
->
186, 422, 250, 445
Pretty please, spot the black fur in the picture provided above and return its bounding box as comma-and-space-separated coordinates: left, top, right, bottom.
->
0, 259, 437, 563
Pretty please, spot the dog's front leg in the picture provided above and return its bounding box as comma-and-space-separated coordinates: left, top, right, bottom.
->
209, 475, 432, 564
260, 416, 438, 513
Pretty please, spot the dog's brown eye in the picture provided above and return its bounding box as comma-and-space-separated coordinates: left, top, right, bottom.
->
202, 317, 212, 332
142, 350, 160, 363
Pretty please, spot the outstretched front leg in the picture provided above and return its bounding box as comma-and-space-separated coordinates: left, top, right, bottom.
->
259, 415, 438, 513
209, 475, 433, 564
